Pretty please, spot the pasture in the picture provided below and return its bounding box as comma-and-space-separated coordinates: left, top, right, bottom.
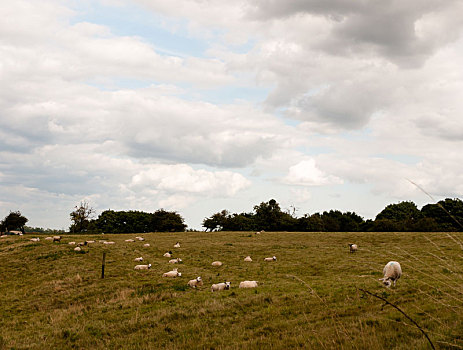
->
1, 231, 462, 349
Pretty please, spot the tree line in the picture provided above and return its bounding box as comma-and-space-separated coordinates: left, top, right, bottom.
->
1, 198, 462, 234
202, 198, 463, 232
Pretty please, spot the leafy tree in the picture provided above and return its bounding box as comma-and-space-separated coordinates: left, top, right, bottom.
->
421, 198, 463, 231
1, 211, 28, 233
202, 210, 230, 231
253, 199, 285, 231
376, 201, 422, 222
70, 201, 95, 233
151, 209, 186, 232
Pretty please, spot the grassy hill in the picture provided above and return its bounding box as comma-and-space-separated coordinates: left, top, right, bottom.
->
1, 231, 462, 349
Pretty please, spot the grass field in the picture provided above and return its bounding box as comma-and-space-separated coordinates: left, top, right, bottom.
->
1, 231, 463, 349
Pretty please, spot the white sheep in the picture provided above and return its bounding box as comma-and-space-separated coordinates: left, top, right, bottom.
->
264, 256, 277, 262
211, 261, 223, 267
30, 238, 40, 242
187, 277, 203, 289
74, 246, 82, 252
169, 258, 182, 264
53, 236, 62, 242
163, 251, 173, 258
136, 237, 145, 241
174, 242, 181, 248
125, 239, 135, 242
244, 256, 252, 262
380, 261, 402, 288
85, 240, 95, 244
68, 242, 76, 245
134, 264, 152, 270
239, 280, 258, 288
162, 268, 182, 278
134, 257, 143, 262
211, 282, 231, 292
103, 241, 115, 245
348, 243, 358, 253
45, 236, 53, 241
143, 243, 150, 247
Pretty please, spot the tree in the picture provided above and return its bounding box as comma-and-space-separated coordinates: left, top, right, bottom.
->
202, 210, 230, 231
151, 209, 186, 232
421, 198, 463, 231
70, 201, 95, 233
1, 211, 28, 233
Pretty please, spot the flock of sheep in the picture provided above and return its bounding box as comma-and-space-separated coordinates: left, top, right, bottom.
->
23, 234, 402, 290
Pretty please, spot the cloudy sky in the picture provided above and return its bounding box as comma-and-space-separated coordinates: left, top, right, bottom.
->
1, 0, 463, 230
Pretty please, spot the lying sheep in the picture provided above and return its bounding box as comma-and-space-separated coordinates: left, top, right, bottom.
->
103, 241, 115, 245
136, 237, 145, 241
30, 238, 40, 242
45, 236, 53, 241
348, 243, 358, 253
134, 264, 152, 270
380, 261, 402, 287
264, 256, 277, 261
239, 280, 258, 288
134, 257, 143, 262
74, 246, 82, 252
174, 242, 181, 248
211, 282, 231, 292
169, 258, 182, 264
162, 268, 182, 278
187, 277, 203, 289
53, 236, 62, 242
244, 256, 252, 262
143, 243, 150, 247
85, 240, 95, 244
77, 242, 86, 246
68, 242, 76, 245
163, 251, 173, 258
125, 239, 135, 242
211, 261, 223, 267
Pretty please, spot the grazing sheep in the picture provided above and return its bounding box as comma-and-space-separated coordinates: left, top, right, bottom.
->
68, 242, 76, 245
134, 264, 152, 270
264, 256, 277, 262
174, 242, 180, 248
125, 239, 135, 242
143, 243, 150, 247
74, 246, 82, 252
211, 282, 231, 292
30, 238, 40, 242
52, 236, 62, 242
244, 256, 252, 262
163, 251, 173, 258
348, 243, 358, 253
380, 261, 402, 288
187, 277, 203, 289
77, 242, 86, 246
45, 236, 53, 241
103, 241, 115, 245
239, 280, 258, 288
169, 258, 183, 264
162, 268, 182, 278
134, 257, 143, 262
211, 261, 223, 267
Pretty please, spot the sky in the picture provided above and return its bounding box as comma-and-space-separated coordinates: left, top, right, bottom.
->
1, 0, 463, 231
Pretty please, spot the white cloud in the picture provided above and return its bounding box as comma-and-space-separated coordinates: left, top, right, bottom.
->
283, 159, 343, 186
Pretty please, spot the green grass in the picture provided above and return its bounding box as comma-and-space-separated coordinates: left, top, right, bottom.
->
1, 231, 463, 349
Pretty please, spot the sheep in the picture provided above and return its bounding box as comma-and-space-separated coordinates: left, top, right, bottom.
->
74, 246, 82, 252
85, 240, 95, 244
380, 261, 402, 288
244, 256, 252, 262
169, 258, 183, 264
264, 256, 277, 262
162, 268, 182, 278
348, 243, 358, 253
125, 239, 135, 242
163, 251, 173, 258
211, 261, 223, 267
134, 264, 152, 270
143, 243, 150, 247
136, 237, 145, 241
187, 277, 203, 289
77, 242, 86, 246
174, 242, 181, 248
134, 257, 143, 262
53, 236, 62, 242
211, 282, 231, 292
103, 241, 115, 245
68, 242, 76, 245
45, 236, 53, 241
239, 280, 258, 288
30, 238, 40, 242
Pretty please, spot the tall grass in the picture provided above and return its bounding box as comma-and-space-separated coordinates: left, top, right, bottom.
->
1, 231, 462, 349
